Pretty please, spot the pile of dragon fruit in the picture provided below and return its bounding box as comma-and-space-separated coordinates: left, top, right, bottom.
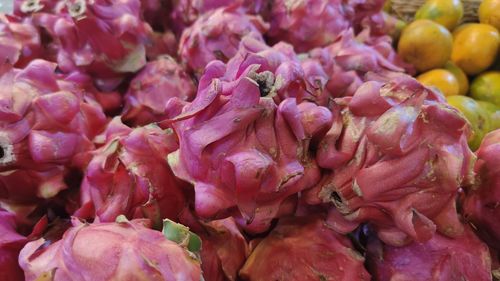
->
0, 0, 499, 280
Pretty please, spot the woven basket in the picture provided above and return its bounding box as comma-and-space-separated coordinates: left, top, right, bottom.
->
390, 0, 482, 23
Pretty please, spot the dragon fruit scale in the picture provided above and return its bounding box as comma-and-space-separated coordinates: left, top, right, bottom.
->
366, 224, 492, 281
0, 59, 107, 203
305, 75, 475, 246
266, 0, 350, 52
178, 5, 269, 75
0, 14, 42, 68
167, 59, 333, 233
19, 217, 203, 281
74, 117, 187, 227
463, 130, 500, 250
23, 0, 151, 90
122, 56, 196, 126
0, 208, 27, 281
239, 216, 371, 281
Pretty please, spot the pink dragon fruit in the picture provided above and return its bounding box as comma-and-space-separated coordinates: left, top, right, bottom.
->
366, 224, 492, 281
178, 5, 269, 75
170, 0, 267, 34
266, 0, 350, 52
304, 75, 475, 246
123, 56, 196, 126
179, 208, 249, 281
0, 60, 107, 203
0, 14, 42, 68
239, 216, 371, 281
463, 130, 500, 250
74, 117, 187, 227
307, 29, 412, 98
167, 60, 333, 233
0, 208, 27, 281
19, 217, 203, 281
25, 0, 151, 90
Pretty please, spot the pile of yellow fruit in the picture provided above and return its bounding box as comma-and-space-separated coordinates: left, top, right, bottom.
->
395, 0, 500, 149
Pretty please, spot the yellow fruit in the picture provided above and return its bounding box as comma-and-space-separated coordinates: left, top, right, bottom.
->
477, 100, 500, 130
446, 95, 491, 150
451, 23, 500, 75
444, 61, 469, 95
398, 19, 453, 73
479, 0, 500, 31
470, 71, 500, 107
415, 0, 464, 30
417, 69, 460, 96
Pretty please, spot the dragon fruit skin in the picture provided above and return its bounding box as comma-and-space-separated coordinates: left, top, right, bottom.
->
0, 209, 27, 281
463, 130, 500, 250
366, 224, 492, 281
19, 218, 202, 281
0, 14, 42, 68
178, 6, 269, 75
179, 209, 249, 281
170, 0, 268, 34
305, 76, 475, 246
0, 60, 107, 203
123, 56, 196, 126
267, 0, 350, 52
27, 0, 151, 90
307, 29, 412, 98
239, 216, 371, 281
168, 60, 332, 233
75, 117, 187, 227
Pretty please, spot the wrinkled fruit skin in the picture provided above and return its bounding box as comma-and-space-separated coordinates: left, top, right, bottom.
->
179, 209, 249, 281
0, 60, 107, 203
366, 225, 492, 281
178, 6, 268, 75
123, 56, 196, 126
0, 14, 42, 67
168, 59, 332, 233
305, 75, 475, 246
239, 216, 370, 281
19, 218, 202, 281
26, 0, 152, 90
0, 209, 27, 281
463, 130, 500, 250
75, 118, 187, 227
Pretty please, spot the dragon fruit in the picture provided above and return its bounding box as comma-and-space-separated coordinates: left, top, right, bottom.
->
123, 56, 196, 126
167, 60, 333, 233
304, 75, 475, 246
19, 217, 203, 281
170, 0, 267, 34
0, 60, 107, 203
74, 117, 187, 227
266, 0, 350, 52
307, 29, 412, 98
178, 6, 269, 75
0, 208, 27, 281
0, 14, 42, 68
366, 224, 492, 281
239, 216, 370, 281
25, 0, 151, 90
179, 209, 249, 281
463, 130, 500, 250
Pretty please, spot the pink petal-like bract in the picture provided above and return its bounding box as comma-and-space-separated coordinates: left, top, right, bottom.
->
19, 218, 202, 281
366, 224, 492, 281
463, 130, 500, 250
0, 208, 27, 281
306, 75, 475, 246
239, 216, 371, 281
